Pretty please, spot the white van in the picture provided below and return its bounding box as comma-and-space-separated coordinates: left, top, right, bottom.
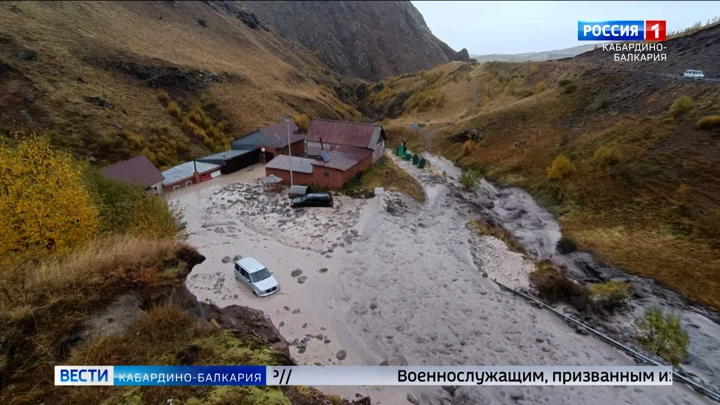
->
683, 69, 705, 79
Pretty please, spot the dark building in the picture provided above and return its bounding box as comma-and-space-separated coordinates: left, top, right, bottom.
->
197, 149, 259, 174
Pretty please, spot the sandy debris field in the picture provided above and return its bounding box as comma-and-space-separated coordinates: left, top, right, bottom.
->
171, 159, 711, 405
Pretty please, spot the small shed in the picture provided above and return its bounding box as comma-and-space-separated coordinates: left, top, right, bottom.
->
162, 160, 221, 191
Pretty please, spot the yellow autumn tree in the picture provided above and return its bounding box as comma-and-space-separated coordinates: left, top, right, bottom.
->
292, 114, 311, 133
546, 154, 576, 180
0, 136, 98, 268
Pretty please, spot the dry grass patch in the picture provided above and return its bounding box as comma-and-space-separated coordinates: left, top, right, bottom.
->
343, 156, 425, 202
0, 236, 201, 404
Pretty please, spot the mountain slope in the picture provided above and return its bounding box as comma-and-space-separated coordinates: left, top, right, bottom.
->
0, 1, 359, 168
471, 44, 599, 63
358, 35, 720, 311
239, 1, 470, 81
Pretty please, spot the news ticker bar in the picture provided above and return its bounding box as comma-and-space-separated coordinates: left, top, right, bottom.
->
55, 366, 673, 386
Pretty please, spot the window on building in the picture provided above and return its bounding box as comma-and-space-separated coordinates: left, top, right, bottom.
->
185, 180, 193, 186
173, 185, 180, 191
323, 172, 329, 177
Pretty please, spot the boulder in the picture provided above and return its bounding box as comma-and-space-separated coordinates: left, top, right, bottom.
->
221, 256, 232, 263
16, 50, 37, 61
291, 269, 303, 277
336, 349, 347, 360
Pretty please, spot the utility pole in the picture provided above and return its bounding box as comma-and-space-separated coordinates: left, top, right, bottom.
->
284, 116, 294, 186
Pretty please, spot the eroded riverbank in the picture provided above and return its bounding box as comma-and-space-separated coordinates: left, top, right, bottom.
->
421, 152, 720, 392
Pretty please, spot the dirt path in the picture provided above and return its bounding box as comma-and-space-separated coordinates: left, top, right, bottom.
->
170, 156, 710, 405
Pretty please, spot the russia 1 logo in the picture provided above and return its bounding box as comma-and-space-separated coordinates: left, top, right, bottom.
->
645, 20, 666, 41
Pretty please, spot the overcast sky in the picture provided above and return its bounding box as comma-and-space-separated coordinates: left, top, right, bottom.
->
411, 1, 720, 55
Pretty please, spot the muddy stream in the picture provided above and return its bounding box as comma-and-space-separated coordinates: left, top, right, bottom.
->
170, 154, 717, 405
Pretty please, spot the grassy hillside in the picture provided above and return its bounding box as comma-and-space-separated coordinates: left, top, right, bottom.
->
360, 58, 720, 311
0, 1, 362, 169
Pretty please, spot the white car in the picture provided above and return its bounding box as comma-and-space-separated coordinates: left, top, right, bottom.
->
233, 257, 279, 297
683, 69, 705, 79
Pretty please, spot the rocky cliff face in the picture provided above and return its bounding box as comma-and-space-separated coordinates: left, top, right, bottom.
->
237, 1, 470, 80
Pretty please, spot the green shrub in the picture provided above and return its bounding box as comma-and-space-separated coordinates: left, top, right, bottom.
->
670, 96, 693, 116
535, 81, 547, 94
546, 154, 576, 180
696, 115, 720, 129
562, 83, 577, 94
83, 168, 183, 238
636, 306, 689, 365
588, 281, 632, 313
593, 146, 621, 166
460, 168, 482, 190
529, 261, 588, 310
558, 79, 572, 87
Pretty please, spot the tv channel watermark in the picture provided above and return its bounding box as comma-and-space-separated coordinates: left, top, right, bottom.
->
578, 20, 667, 62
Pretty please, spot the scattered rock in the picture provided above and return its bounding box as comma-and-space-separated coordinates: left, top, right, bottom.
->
510, 393, 525, 401
292, 308, 300, 314
336, 349, 347, 360
233, 255, 243, 261
291, 269, 303, 277
85, 96, 114, 109
323, 339, 330, 344
316, 334, 323, 339
197, 19, 207, 27
297, 276, 308, 284
301, 323, 307, 328
442, 386, 458, 396
406, 393, 420, 405
10, 4, 23, 14
221, 256, 232, 263
541, 346, 551, 352
23, 94, 34, 103
319, 267, 328, 273
575, 326, 589, 336
16, 50, 37, 61
278, 321, 284, 327
535, 337, 544, 343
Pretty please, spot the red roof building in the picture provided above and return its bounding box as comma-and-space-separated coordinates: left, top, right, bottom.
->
265, 119, 385, 188
100, 155, 165, 194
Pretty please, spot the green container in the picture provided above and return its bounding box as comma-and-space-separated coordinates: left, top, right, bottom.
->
418, 158, 426, 169
412, 154, 419, 165
404, 151, 411, 160
396, 145, 401, 156
399, 145, 405, 157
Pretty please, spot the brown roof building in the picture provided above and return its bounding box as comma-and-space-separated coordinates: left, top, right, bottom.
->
305, 119, 385, 163
231, 121, 305, 163
265, 119, 384, 189
101, 155, 165, 194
